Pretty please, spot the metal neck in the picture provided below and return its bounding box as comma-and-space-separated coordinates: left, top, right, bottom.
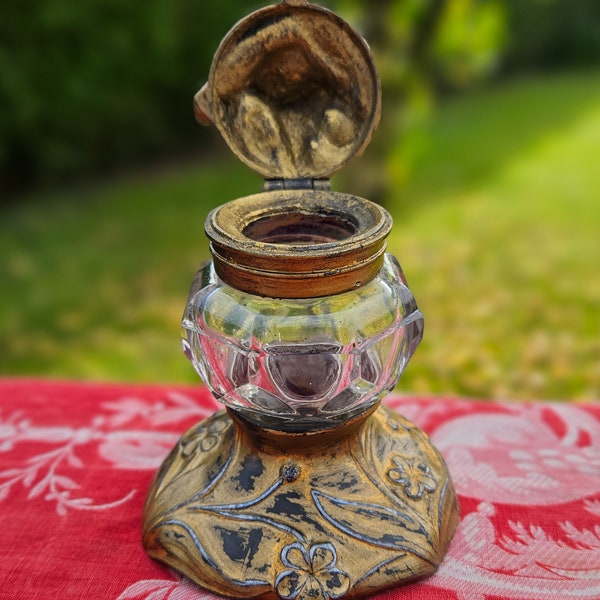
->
205, 190, 392, 299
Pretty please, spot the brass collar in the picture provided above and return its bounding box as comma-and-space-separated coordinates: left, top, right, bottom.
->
205, 189, 392, 298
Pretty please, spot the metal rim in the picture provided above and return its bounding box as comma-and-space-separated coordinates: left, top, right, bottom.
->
205, 190, 392, 298
206, 1, 381, 179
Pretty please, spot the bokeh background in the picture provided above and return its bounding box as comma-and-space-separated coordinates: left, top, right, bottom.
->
1, 0, 599, 400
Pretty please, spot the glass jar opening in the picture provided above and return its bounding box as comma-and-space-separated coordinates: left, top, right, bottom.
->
243, 212, 357, 244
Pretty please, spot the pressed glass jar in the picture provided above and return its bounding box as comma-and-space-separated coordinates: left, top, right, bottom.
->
181, 192, 423, 432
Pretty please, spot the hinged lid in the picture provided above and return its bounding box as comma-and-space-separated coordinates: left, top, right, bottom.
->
194, 0, 381, 180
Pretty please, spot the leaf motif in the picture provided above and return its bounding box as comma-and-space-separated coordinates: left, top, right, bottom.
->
312, 490, 435, 563
99, 431, 179, 470
54, 475, 80, 490
69, 496, 93, 506
28, 476, 49, 498
1, 468, 24, 478
235, 93, 294, 173
67, 453, 84, 468
115, 578, 176, 600
23, 471, 36, 486
151, 413, 234, 502
27, 448, 62, 463
116, 576, 220, 600
149, 515, 273, 593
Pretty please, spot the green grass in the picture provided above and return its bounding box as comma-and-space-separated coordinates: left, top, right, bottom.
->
1, 71, 599, 400
386, 71, 600, 400
0, 157, 260, 382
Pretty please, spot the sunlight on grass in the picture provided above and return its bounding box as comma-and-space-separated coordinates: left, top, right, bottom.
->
389, 72, 600, 400
0, 159, 260, 382
1, 72, 598, 401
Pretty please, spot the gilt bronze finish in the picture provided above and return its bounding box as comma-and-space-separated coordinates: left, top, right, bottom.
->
205, 191, 391, 298
143, 1, 459, 598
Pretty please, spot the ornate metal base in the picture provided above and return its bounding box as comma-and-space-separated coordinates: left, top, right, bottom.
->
143, 406, 459, 599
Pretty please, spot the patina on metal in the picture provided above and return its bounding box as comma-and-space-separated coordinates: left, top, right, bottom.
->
143, 1, 459, 598
193, 0, 380, 179
205, 190, 392, 298
144, 406, 459, 599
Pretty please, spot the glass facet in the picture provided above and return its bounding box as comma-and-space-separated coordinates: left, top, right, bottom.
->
182, 254, 423, 431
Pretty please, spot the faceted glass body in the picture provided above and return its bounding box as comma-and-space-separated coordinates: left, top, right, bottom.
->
182, 254, 423, 431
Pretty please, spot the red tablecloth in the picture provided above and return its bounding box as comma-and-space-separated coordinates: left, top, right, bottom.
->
1, 379, 599, 599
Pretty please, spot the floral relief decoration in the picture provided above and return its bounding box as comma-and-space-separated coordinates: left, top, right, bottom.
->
181, 417, 229, 457
275, 542, 350, 600
387, 455, 437, 500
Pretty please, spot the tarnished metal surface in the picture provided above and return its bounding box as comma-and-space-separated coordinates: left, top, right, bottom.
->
143, 1, 458, 597
205, 190, 392, 298
194, 0, 380, 179
144, 406, 459, 599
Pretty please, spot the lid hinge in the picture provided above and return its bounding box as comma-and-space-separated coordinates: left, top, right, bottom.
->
264, 178, 331, 192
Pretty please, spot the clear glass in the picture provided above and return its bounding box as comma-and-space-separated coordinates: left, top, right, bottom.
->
182, 254, 423, 431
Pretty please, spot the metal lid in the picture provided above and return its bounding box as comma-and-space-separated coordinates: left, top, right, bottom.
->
195, 0, 381, 180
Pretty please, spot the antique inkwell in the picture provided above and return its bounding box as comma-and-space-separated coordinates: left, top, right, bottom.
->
143, 1, 459, 598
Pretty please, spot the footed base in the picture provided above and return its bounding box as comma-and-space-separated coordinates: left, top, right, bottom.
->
143, 406, 459, 599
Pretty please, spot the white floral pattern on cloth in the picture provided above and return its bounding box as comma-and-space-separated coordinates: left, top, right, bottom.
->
0, 389, 217, 515
116, 572, 222, 600
2, 380, 600, 600
386, 396, 600, 600
431, 403, 600, 505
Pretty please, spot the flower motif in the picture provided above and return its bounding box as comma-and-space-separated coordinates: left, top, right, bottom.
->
387, 455, 437, 499
181, 416, 228, 458
275, 542, 350, 600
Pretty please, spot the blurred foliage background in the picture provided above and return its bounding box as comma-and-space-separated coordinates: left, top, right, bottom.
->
1, 0, 599, 400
